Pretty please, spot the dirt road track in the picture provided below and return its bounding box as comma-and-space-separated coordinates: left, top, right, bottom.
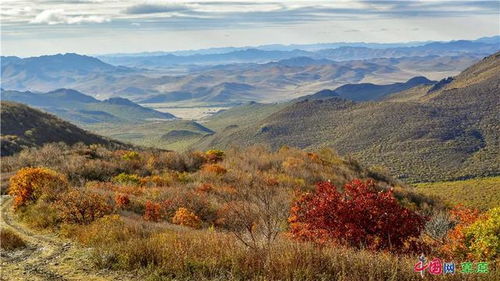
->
0, 197, 133, 281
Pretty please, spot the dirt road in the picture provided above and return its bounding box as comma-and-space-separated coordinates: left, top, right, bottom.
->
0, 197, 133, 281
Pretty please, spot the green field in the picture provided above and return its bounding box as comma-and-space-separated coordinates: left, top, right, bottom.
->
87, 119, 214, 151
415, 177, 500, 210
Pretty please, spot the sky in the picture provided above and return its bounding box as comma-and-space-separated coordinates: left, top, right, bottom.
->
1, 0, 499, 57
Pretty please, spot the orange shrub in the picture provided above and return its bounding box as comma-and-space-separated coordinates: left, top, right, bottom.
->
115, 194, 130, 208
306, 152, 321, 163
214, 185, 238, 195
56, 189, 111, 224
201, 164, 227, 175
172, 207, 202, 228
9, 167, 68, 209
143, 201, 162, 222
264, 176, 279, 186
196, 183, 213, 193
440, 205, 481, 259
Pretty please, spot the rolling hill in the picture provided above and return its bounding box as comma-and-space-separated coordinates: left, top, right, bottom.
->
1, 88, 176, 124
0, 101, 127, 156
195, 52, 500, 182
88, 119, 214, 151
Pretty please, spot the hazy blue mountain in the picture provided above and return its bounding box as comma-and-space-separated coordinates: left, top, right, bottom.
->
1, 88, 176, 124
1, 53, 128, 75
98, 37, 499, 68
99, 49, 312, 68
0, 53, 134, 92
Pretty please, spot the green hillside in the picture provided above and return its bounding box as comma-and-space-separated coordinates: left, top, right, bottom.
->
416, 177, 500, 210
202, 101, 289, 131
0, 101, 127, 156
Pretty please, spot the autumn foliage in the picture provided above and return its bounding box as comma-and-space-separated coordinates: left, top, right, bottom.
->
56, 189, 111, 224
172, 207, 202, 228
289, 179, 427, 252
9, 167, 68, 209
115, 194, 130, 208
143, 201, 162, 222
205, 149, 225, 163
464, 207, 500, 260
440, 205, 499, 260
201, 163, 227, 175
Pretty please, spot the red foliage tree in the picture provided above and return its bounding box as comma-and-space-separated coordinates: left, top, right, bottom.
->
289, 179, 427, 252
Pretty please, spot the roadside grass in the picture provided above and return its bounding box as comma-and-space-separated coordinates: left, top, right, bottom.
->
0, 228, 26, 250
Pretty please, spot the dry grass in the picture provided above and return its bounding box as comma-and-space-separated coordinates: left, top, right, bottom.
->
0, 228, 26, 250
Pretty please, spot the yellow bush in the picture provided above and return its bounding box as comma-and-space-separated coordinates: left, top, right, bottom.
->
122, 151, 140, 161
205, 149, 225, 162
8, 167, 68, 209
112, 173, 140, 185
172, 207, 202, 228
464, 207, 500, 260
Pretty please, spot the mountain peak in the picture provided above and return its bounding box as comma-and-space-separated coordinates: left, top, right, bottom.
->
46, 88, 99, 103
103, 97, 139, 107
406, 76, 433, 85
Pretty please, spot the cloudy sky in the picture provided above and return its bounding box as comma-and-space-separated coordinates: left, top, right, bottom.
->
1, 0, 499, 57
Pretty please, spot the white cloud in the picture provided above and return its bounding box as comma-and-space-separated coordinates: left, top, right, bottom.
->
2, 1, 499, 56
30, 9, 110, 25
1, 7, 33, 16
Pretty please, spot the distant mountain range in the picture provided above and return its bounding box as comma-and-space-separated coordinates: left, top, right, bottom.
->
0, 101, 128, 156
195, 52, 500, 182
1, 88, 176, 124
0, 50, 487, 105
97, 36, 499, 68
